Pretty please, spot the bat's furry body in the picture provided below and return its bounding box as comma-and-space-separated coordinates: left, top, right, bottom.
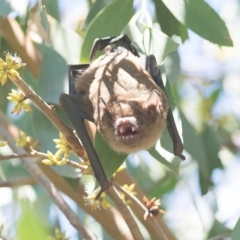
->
75, 47, 169, 153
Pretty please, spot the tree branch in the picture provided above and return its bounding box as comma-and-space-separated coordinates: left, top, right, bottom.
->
0, 177, 36, 188
115, 170, 177, 240
0, 112, 133, 240
106, 182, 144, 240
0, 17, 40, 78
0, 121, 97, 240
10, 75, 88, 161
113, 181, 168, 240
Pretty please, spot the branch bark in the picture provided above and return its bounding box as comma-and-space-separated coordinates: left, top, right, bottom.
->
0, 114, 97, 240
0, 17, 40, 78
0, 111, 133, 240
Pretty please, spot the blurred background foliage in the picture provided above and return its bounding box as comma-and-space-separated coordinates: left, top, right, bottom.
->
0, 0, 239, 239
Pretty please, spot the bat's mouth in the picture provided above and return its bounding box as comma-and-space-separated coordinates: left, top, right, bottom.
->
115, 117, 139, 144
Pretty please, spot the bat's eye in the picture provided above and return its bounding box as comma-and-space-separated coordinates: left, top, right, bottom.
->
104, 109, 113, 120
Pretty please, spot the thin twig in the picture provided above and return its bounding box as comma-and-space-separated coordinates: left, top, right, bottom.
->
0, 153, 37, 161
0, 16, 40, 78
0, 152, 88, 172
0, 124, 97, 240
12, 75, 88, 161
106, 181, 144, 240
115, 170, 177, 240
113, 181, 168, 240
0, 177, 36, 188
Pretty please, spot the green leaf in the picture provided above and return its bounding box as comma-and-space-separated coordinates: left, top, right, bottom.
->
17, 200, 48, 240
232, 218, 240, 240
80, 0, 134, 62
180, 111, 214, 194
30, 107, 80, 178
144, 28, 179, 62
83, 0, 111, 29
44, 0, 60, 21
37, 43, 68, 104
38, 0, 49, 37
124, 11, 179, 63
36, 21, 81, 103
207, 219, 230, 239
164, 51, 181, 85
48, 17, 83, 62
149, 146, 181, 173
95, 132, 127, 178
149, 172, 179, 198
161, 0, 233, 46
201, 125, 223, 172
153, 0, 188, 42
0, 0, 12, 17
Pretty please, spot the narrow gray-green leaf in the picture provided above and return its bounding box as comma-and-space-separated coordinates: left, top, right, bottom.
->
180, 110, 213, 194
95, 132, 127, 178
148, 146, 181, 173
162, 0, 233, 46
44, 0, 60, 21
38, 0, 49, 37
80, 0, 134, 62
124, 12, 179, 63
201, 124, 223, 172
37, 43, 68, 104
83, 0, 111, 29
153, 0, 188, 42
232, 218, 240, 240
0, 0, 12, 17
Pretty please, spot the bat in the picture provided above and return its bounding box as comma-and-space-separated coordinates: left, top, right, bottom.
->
59, 35, 185, 198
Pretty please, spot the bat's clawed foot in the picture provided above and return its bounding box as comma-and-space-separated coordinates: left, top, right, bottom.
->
173, 142, 186, 160
95, 180, 112, 200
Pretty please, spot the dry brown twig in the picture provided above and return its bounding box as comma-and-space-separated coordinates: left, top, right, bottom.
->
12, 75, 88, 160
106, 182, 145, 240
0, 121, 97, 240
113, 181, 168, 240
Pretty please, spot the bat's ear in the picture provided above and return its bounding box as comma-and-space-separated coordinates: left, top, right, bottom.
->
143, 90, 161, 115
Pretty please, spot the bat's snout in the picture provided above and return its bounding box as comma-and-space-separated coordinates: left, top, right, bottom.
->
114, 116, 140, 144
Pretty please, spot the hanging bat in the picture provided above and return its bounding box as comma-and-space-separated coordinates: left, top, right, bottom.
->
59, 35, 185, 198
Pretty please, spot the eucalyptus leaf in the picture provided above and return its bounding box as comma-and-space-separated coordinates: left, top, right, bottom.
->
124, 11, 179, 63
38, 0, 49, 37
180, 111, 216, 194
162, 0, 233, 46
30, 107, 80, 178
81, 0, 134, 62
83, 0, 111, 29
149, 146, 181, 173
232, 218, 240, 240
153, 0, 188, 42
37, 43, 68, 104
95, 132, 127, 178
44, 0, 60, 21
207, 219, 230, 239
17, 200, 48, 239
0, 0, 12, 17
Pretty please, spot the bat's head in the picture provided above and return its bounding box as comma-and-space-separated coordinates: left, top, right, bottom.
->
97, 89, 169, 153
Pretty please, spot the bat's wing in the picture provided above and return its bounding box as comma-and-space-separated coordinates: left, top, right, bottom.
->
145, 55, 185, 160
89, 34, 139, 62
59, 64, 110, 198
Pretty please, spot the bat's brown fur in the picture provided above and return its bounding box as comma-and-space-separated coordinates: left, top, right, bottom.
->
75, 48, 169, 153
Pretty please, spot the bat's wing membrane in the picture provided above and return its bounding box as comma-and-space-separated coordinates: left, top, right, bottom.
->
59, 64, 110, 198
145, 55, 185, 160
